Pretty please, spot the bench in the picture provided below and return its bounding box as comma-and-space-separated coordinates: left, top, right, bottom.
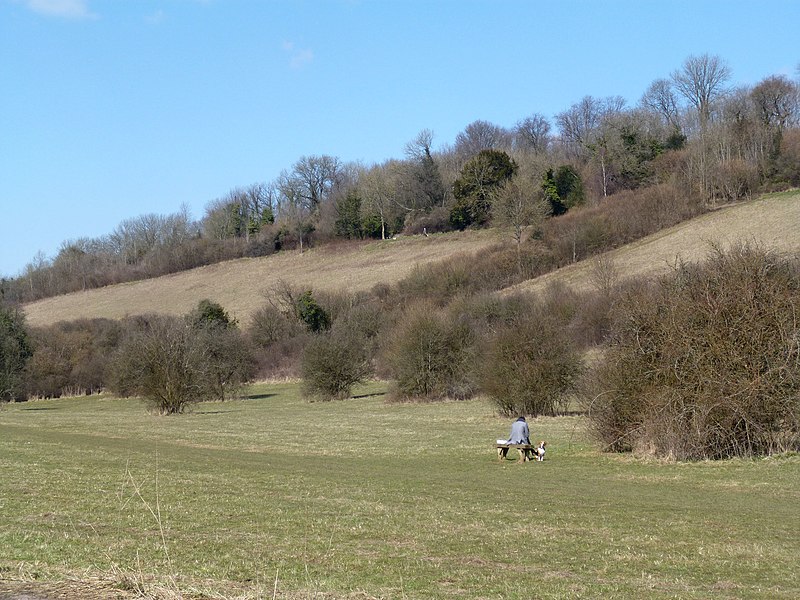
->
496, 443, 534, 462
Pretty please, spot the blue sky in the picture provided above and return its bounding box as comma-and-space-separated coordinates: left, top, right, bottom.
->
1, 0, 798, 278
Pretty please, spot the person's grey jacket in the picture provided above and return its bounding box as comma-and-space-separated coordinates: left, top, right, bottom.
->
507, 417, 530, 444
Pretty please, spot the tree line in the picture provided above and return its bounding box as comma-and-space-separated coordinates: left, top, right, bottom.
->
2, 54, 799, 304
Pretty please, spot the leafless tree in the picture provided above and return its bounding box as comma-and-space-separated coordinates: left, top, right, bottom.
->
671, 54, 730, 129
513, 114, 551, 154
286, 155, 343, 213
404, 128, 435, 162
493, 174, 549, 273
640, 78, 682, 131
750, 75, 799, 129
454, 120, 511, 161
671, 54, 731, 199
358, 162, 401, 239
556, 96, 625, 159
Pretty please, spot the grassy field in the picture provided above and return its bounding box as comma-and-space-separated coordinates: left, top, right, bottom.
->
2, 383, 799, 599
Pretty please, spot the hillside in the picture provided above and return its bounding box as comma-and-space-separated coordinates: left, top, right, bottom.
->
23, 191, 800, 328
506, 190, 800, 297
23, 229, 502, 327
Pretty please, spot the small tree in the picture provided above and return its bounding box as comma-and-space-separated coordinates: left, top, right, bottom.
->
188, 300, 254, 402
111, 315, 206, 414
112, 306, 254, 413
450, 149, 517, 229
493, 175, 550, 274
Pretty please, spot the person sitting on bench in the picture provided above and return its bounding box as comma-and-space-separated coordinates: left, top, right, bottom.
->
506, 416, 530, 445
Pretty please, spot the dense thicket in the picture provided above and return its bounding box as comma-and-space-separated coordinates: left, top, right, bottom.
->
25, 318, 121, 398
585, 245, 800, 459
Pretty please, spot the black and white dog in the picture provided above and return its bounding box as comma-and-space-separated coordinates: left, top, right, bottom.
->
535, 441, 547, 461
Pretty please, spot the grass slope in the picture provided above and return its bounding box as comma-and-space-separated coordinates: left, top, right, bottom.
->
23, 230, 501, 328
508, 190, 800, 297
1, 384, 799, 599
23, 191, 800, 328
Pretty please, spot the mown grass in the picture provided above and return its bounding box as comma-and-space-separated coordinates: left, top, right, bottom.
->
1, 383, 799, 599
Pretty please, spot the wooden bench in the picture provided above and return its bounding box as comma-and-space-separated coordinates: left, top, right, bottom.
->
496, 443, 534, 462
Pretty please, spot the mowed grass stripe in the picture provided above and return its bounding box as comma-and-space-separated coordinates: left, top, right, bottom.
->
1, 383, 799, 598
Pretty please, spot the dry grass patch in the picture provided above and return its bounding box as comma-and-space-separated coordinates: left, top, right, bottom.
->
506, 190, 800, 296
24, 231, 501, 328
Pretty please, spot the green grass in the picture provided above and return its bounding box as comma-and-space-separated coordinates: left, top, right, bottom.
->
1, 383, 799, 599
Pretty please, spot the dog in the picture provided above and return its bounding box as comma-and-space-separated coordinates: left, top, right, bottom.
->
534, 441, 547, 461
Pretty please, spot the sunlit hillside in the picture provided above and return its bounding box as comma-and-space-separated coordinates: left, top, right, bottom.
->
505, 190, 800, 297
23, 191, 800, 328
23, 229, 502, 327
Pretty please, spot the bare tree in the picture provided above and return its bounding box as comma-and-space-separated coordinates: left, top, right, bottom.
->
513, 114, 551, 154
556, 96, 625, 159
640, 78, 682, 131
751, 75, 799, 129
493, 174, 549, 273
671, 54, 730, 129
454, 120, 511, 161
285, 155, 343, 213
359, 162, 401, 240
671, 54, 731, 198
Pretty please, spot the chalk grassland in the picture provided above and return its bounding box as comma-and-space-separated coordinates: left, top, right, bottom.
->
1, 384, 799, 599
23, 192, 800, 328
507, 190, 800, 297
22, 230, 502, 328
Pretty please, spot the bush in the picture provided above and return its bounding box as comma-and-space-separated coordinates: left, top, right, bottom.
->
301, 325, 371, 401
188, 301, 255, 402
481, 303, 583, 417
111, 315, 206, 414
248, 304, 304, 349
386, 303, 477, 401
585, 244, 800, 459
111, 309, 254, 414
295, 290, 331, 333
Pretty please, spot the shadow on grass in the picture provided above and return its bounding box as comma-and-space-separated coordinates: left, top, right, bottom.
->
20, 406, 61, 411
244, 393, 277, 401
352, 392, 387, 400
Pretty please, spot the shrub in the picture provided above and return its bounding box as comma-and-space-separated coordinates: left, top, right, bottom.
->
386, 303, 477, 401
188, 300, 255, 402
248, 304, 304, 349
111, 315, 206, 414
585, 244, 800, 459
295, 290, 331, 333
111, 309, 254, 413
189, 298, 236, 328
192, 322, 255, 402
481, 304, 583, 417
301, 325, 371, 401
